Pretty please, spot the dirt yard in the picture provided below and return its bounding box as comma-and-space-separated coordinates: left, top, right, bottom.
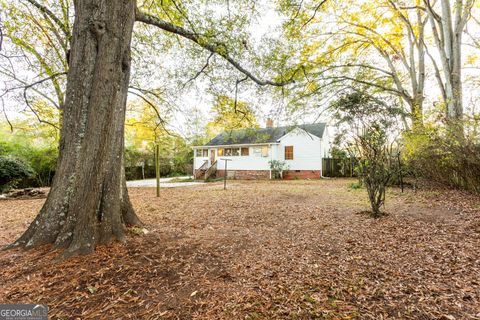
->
0, 179, 479, 319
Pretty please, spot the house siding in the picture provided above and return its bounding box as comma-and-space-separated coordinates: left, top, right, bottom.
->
277, 128, 322, 171
216, 145, 274, 171
193, 125, 330, 180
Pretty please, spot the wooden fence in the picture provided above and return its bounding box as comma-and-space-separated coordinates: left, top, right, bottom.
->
322, 158, 358, 177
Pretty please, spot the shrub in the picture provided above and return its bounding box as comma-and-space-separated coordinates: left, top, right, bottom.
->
331, 92, 405, 218
0, 156, 35, 193
269, 160, 289, 179
24, 147, 58, 187
0, 129, 58, 188
349, 181, 362, 189
354, 125, 399, 217
403, 124, 480, 192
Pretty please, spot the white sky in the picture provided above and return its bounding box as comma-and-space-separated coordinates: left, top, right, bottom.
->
1, 1, 479, 139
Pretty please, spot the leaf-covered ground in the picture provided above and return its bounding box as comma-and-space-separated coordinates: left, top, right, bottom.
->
0, 179, 479, 319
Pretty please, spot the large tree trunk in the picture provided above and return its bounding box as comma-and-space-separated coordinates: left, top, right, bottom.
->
424, 0, 473, 132
12, 0, 141, 257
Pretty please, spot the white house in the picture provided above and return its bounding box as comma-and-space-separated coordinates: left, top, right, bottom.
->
193, 121, 331, 180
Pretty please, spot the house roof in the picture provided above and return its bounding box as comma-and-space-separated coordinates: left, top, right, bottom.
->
205, 123, 327, 146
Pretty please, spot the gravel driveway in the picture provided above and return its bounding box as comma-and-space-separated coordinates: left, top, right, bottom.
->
126, 177, 205, 188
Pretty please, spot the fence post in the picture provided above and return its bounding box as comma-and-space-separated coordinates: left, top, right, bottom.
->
398, 151, 404, 193
155, 144, 160, 197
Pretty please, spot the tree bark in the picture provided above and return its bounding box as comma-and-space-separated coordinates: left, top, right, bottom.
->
12, 0, 141, 257
424, 0, 474, 128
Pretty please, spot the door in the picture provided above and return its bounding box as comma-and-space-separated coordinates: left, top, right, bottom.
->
210, 149, 216, 165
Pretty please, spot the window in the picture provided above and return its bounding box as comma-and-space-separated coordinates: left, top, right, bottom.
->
261, 146, 269, 157
285, 146, 294, 160
241, 147, 249, 156
196, 149, 209, 157
253, 147, 261, 156
223, 148, 241, 156
218, 148, 224, 156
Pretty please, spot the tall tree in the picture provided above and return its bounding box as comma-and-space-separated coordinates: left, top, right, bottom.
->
205, 95, 259, 139
281, 0, 428, 128
423, 0, 475, 123
10, 0, 290, 256
0, 0, 70, 129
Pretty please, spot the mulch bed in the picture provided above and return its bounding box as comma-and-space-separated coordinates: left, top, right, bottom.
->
0, 179, 479, 319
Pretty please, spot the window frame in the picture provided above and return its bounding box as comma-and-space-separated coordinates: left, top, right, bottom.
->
285, 146, 294, 160
241, 147, 249, 156
261, 146, 269, 157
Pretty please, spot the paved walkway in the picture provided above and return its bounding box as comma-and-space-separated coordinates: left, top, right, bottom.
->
126, 176, 205, 188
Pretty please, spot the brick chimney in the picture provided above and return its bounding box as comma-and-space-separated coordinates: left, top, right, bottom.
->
266, 118, 274, 128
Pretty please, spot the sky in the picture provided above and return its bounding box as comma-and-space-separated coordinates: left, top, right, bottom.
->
0, 0, 313, 138
1, 1, 479, 140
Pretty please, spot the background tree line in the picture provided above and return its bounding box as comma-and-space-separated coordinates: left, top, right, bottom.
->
278, 0, 480, 195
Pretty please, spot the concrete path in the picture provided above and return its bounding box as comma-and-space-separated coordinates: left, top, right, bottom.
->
126, 176, 205, 188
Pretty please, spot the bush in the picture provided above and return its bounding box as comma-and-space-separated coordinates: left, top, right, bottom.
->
331, 92, 405, 218
0, 156, 35, 193
349, 181, 362, 189
23, 147, 58, 187
0, 128, 58, 188
269, 160, 289, 179
354, 125, 400, 217
404, 125, 480, 192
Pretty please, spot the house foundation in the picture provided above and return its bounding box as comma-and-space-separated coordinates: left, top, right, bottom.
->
195, 169, 322, 180
216, 170, 270, 180
282, 170, 321, 179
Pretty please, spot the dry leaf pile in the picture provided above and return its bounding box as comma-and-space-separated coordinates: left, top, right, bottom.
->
0, 179, 479, 319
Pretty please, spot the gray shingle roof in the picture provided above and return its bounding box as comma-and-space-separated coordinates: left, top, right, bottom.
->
205, 123, 326, 146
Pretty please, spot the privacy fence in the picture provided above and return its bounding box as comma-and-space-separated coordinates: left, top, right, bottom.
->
125, 163, 192, 180
322, 158, 358, 177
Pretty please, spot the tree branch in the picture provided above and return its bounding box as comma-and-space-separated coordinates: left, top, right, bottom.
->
182, 52, 214, 87
1, 97, 13, 132
24, 0, 71, 38
22, 72, 66, 129
135, 9, 294, 87
302, 0, 329, 28
127, 89, 173, 136
0, 24, 3, 52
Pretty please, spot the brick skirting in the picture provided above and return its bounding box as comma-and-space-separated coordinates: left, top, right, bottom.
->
283, 170, 321, 180
195, 169, 321, 180
216, 170, 270, 180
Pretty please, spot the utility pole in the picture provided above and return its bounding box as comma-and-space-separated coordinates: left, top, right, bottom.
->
155, 144, 160, 197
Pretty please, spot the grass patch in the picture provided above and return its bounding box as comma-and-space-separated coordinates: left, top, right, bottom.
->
348, 181, 362, 189
167, 177, 195, 183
